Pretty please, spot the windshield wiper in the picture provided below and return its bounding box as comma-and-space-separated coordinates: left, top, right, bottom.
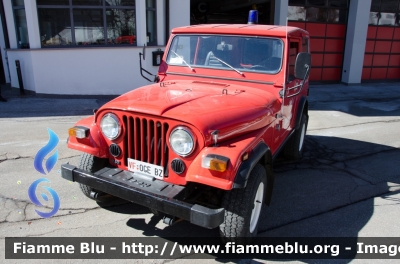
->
170, 50, 195, 72
212, 55, 244, 76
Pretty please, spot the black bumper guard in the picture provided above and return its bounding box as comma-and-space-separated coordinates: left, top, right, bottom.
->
61, 164, 224, 229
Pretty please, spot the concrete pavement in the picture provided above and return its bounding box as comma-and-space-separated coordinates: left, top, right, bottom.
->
0, 82, 400, 263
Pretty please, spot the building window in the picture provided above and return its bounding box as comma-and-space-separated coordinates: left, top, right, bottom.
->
73, 9, 104, 45
146, 0, 157, 45
37, 0, 136, 47
288, 0, 348, 23
13, 0, 29, 48
369, 0, 400, 26
107, 8, 136, 45
38, 8, 72, 46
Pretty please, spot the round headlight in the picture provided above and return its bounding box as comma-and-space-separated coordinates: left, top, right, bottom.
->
100, 113, 121, 140
169, 127, 195, 156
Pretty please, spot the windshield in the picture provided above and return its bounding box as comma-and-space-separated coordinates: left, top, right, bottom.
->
166, 35, 283, 74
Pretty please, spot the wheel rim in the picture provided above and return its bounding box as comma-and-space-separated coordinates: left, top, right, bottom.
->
250, 182, 264, 233
299, 123, 306, 152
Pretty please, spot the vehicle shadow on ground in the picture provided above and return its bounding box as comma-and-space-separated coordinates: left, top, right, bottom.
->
308, 84, 400, 117
99, 135, 400, 262
310, 97, 400, 117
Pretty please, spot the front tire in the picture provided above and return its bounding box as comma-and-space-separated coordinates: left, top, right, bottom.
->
284, 113, 308, 160
78, 153, 115, 202
219, 164, 267, 242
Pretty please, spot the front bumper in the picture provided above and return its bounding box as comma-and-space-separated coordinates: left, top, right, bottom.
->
61, 164, 224, 229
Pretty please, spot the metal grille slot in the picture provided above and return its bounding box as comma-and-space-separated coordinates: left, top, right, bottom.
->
122, 115, 169, 174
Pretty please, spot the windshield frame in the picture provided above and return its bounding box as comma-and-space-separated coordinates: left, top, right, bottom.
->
165, 34, 285, 75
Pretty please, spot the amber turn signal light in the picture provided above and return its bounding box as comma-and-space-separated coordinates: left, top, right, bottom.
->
201, 154, 229, 172
68, 126, 89, 139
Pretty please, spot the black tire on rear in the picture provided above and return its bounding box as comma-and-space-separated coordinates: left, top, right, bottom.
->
78, 153, 115, 202
284, 113, 308, 160
219, 164, 267, 243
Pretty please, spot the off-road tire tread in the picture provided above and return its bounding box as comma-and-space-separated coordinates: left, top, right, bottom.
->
219, 164, 266, 242
78, 153, 113, 201
284, 114, 308, 160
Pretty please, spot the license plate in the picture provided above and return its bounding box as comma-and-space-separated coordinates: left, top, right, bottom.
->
127, 158, 164, 180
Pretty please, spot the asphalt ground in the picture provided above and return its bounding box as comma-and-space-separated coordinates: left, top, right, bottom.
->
0, 83, 400, 263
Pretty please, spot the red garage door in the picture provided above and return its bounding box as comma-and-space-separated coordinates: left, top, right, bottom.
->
288, 0, 349, 82
362, 0, 400, 81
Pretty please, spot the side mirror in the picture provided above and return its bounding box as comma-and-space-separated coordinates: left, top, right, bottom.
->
139, 44, 159, 82
294, 52, 311, 80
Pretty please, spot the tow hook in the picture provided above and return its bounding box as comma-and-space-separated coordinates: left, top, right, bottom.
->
89, 190, 110, 201
163, 215, 182, 226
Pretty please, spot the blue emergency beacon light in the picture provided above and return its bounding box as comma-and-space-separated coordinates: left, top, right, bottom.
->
248, 10, 258, 24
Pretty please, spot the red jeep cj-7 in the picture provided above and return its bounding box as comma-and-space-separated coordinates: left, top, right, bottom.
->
61, 15, 311, 241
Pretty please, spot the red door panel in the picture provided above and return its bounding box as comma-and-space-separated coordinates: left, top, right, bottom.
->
288, 22, 306, 29
389, 55, 400, 67
321, 68, 341, 81
306, 23, 326, 37
363, 54, 373, 66
367, 26, 377, 39
326, 24, 346, 38
370, 68, 387, 79
376, 27, 394, 40
310, 39, 325, 52
325, 39, 344, 52
374, 41, 392, 53
362, 68, 371, 80
387, 68, 400, 79
323, 54, 343, 67
363, 25, 399, 82
372, 55, 390, 67
312, 54, 324, 67
391, 43, 400, 53
365, 40, 375, 53
310, 68, 322, 81
293, 21, 346, 83
394, 28, 400, 40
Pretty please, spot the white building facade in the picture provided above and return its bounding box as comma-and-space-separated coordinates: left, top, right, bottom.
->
0, 0, 398, 96
0, 0, 190, 95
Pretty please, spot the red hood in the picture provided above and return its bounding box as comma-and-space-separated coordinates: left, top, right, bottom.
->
99, 80, 280, 144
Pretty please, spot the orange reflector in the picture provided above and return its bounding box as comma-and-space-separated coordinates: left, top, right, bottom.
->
209, 159, 228, 172
68, 128, 77, 137
201, 154, 229, 172
68, 127, 88, 139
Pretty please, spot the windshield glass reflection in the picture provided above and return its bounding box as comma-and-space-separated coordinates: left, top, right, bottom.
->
166, 35, 284, 74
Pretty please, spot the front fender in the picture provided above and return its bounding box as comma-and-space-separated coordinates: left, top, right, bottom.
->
295, 96, 308, 130
186, 127, 269, 190
233, 142, 271, 188
67, 116, 109, 158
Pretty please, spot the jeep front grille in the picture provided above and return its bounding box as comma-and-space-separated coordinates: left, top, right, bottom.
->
122, 115, 169, 176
